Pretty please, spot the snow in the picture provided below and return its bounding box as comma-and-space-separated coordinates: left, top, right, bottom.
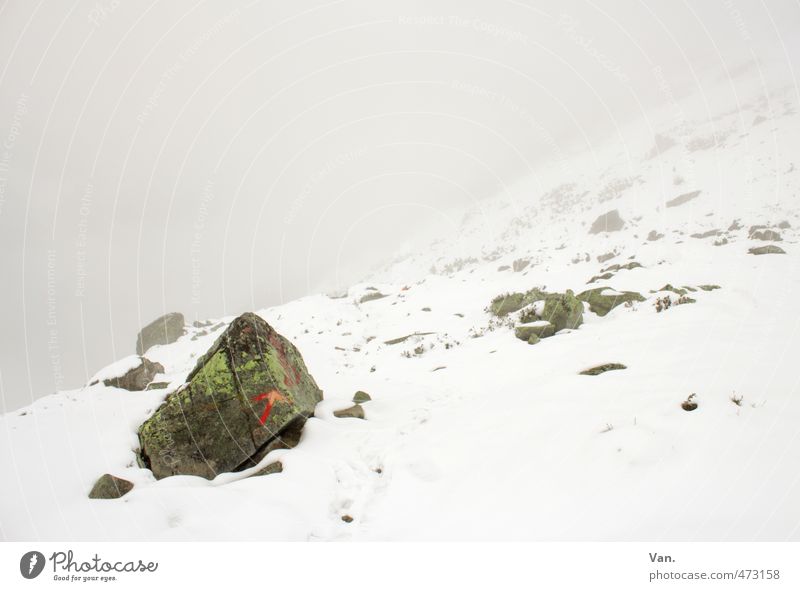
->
2, 78, 800, 541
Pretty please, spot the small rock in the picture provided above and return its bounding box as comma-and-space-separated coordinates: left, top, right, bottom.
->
580, 363, 626, 376
103, 357, 164, 391
514, 323, 554, 342
360, 292, 387, 303
341, 515, 354, 523
88, 474, 134, 499
647, 230, 664, 241
512, 258, 530, 272
749, 245, 786, 255
666, 190, 701, 208
251, 461, 283, 477
334, 404, 365, 420
353, 390, 371, 403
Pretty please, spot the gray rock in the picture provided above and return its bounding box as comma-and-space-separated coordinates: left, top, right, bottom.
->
666, 190, 701, 208
589, 210, 625, 234
749, 245, 786, 255
512, 258, 531, 272
102, 357, 164, 391
136, 313, 185, 355
359, 292, 388, 303
88, 474, 134, 499
334, 404, 365, 420
580, 363, 627, 376
749, 229, 782, 241
251, 461, 283, 477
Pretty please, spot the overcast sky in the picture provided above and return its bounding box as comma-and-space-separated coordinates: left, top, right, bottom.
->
0, 0, 797, 411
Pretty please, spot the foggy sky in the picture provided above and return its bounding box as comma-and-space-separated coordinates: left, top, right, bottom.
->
0, 0, 798, 411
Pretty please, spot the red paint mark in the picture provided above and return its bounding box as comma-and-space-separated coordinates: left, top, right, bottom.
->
251, 390, 287, 425
268, 332, 300, 387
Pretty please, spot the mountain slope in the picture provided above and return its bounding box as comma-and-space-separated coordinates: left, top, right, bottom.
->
2, 79, 799, 541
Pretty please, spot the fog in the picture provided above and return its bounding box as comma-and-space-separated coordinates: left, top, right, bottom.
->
0, 0, 797, 411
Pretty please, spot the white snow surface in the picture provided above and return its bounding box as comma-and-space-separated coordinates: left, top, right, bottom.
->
2, 78, 800, 541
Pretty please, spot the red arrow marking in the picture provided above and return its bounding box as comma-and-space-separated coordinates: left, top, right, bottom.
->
251, 390, 288, 425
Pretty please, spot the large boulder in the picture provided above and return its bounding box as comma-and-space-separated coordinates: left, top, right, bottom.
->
101, 357, 164, 391
541, 290, 583, 332
577, 287, 645, 317
137, 312, 323, 480
136, 312, 186, 355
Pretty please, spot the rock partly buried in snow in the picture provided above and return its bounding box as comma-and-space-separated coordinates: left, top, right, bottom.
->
353, 390, 371, 403
748, 245, 786, 255
137, 312, 323, 480
588, 209, 625, 234
102, 357, 164, 391
541, 290, 583, 332
334, 404, 365, 420
580, 363, 627, 376
601, 261, 642, 273
647, 230, 664, 241
749, 228, 782, 241
359, 291, 388, 303
666, 189, 701, 208
514, 321, 555, 342
136, 312, 185, 355
577, 287, 645, 317
88, 474, 134, 499
512, 258, 530, 272
251, 461, 283, 477
489, 287, 549, 316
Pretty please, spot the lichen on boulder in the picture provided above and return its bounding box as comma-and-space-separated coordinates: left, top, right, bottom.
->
137, 312, 322, 480
540, 290, 583, 332
577, 287, 645, 317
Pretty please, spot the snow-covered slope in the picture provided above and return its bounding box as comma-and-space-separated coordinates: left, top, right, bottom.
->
2, 77, 799, 541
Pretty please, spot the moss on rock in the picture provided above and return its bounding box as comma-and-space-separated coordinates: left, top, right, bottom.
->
541, 290, 583, 332
577, 287, 645, 317
137, 313, 322, 480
